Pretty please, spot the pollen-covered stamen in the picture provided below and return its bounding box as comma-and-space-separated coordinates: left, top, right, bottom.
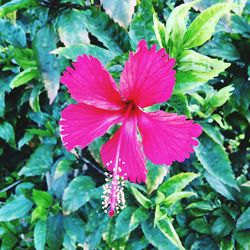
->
102, 161, 126, 217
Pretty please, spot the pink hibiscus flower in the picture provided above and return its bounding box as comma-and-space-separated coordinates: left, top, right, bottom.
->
59, 40, 202, 216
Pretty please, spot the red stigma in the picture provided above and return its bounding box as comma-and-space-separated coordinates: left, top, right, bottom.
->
108, 209, 115, 217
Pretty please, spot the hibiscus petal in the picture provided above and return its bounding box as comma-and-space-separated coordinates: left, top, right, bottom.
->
59, 103, 123, 151
100, 114, 147, 183
120, 40, 176, 108
137, 110, 203, 165
61, 55, 124, 110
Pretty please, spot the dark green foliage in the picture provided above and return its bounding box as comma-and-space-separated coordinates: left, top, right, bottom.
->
0, 0, 249, 249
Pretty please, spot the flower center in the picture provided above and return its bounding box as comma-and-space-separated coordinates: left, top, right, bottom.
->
125, 100, 137, 111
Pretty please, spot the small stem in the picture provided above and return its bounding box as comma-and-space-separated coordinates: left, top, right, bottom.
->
46, 172, 52, 191
89, 163, 105, 176
74, 169, 79, 177
0, 180, 22, 193
80, 156, 106, 176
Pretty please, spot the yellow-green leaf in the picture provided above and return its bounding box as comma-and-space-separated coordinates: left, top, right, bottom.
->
183, 3, 235, 48
10, 67, 39, 88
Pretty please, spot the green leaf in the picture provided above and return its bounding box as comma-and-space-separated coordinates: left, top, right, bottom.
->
33, 24, 60, 104
155, 191, 165, 205
0, 18, 26, 47
18, 132, 33, 149
204, 171, 236, 201
54, 159, 72, 180
183, 3, 235, 48
34, 220, 46, 250
0, 195, 32, 222
199, 122, 224, 146
199, 33, 240, 61
229, 78, 250, 117
210, 114, 225, 129
101, 0, 136, 28
234, 230, 250, 249
0, 121, 15, 147
211, 215, 234, 238
159, 172, 199, 196
32, 189, 53, 208
1, 232, 18, 250
208, 85, 234, 108
46, 215, 64, 250
190, 218, 211, 234
157, 217, 185, 250
167, 94, 191, 117
0, 80, 10, 118
19, 144, 53, 176
63, 233, 76, 250
0, 0, 37, 18
162, 191, 196, 207
15, 182, 34, 195
154, 204, 167, 225
129, 207, 149, 232
31, 206, 48, 222
186, 200, 215, 211
232, 15, 250, 38
153, 13, 166, 48
239, 181, 250, 206
129, 0, 157, 48
10, 67, 39, 88
191, 237, 218, 250
175, 50, 230, 93
220, 238, 234, 250
146, 162, 168, 195
195, 133, 238, 189
63, 215, 85, 244
165, 0, 199, 58
29, 84, 42, 112
114, 206, 136, 240
236, 207, 250, 231
0, 227, 5, 236
26, 128, 51, 137
14, 48, 37, 69
126, 236, 149, 250
52, 44, 116, 65
130, 186, 151, 209
83, 9, 127, 55
127, 182, 147, 194
178, 50, 230, 73
142, 221, 178, 250
56, 10, 90, 46
62, 176, 95, 214
85, 213, 109, 250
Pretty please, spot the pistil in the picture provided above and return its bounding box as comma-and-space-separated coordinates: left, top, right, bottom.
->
102, 103, 134, 217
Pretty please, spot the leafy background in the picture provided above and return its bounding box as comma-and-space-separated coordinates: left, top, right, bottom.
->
0, 0, 249, 249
